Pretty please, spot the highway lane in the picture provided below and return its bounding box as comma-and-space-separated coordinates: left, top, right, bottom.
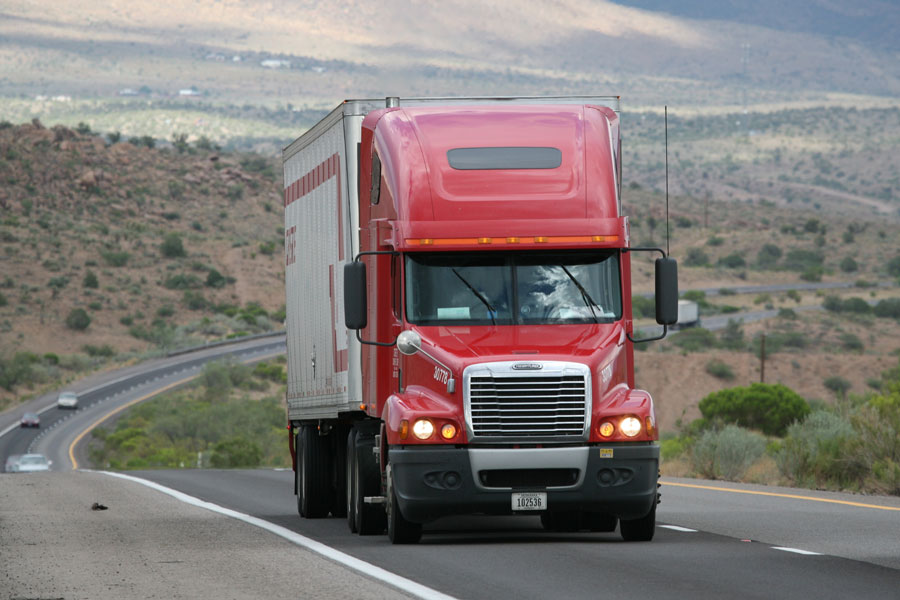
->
0, 335, 286, 470
131, 468, 900, 600
4, 332, 899, 598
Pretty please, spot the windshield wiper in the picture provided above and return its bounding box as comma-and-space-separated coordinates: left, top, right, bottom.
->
451, 269, 496, 325
560, 265, 599, 323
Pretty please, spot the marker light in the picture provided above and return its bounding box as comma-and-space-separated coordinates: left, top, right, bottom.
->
598, 421, 615, 437
399, 419, 409, 440
620, 416, 642, 437
440, 423, 458, 440
412, 419, 435, 440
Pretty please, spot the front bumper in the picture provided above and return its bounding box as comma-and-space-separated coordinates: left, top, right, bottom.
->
389, 443, 659, 524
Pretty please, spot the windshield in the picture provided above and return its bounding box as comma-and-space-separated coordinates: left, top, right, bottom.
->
405, 251, 621, 325
20, 455, 48, 466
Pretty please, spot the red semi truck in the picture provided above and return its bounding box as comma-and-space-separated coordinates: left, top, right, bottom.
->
282, 96, 677, 544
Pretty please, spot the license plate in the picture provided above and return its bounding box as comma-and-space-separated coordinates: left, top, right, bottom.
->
511, 492, 547, 511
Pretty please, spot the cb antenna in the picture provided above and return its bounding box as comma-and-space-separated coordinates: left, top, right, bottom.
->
665, 105, 670, 257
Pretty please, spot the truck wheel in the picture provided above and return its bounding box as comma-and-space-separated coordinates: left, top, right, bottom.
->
620, 502, 656, 542
297, 424, 331, 518
386, 463, 422, 544
346, 430, 358, 533
352, 429, 386, 535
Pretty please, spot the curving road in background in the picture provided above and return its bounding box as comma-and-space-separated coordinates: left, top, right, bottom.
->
2, 329, 899, 599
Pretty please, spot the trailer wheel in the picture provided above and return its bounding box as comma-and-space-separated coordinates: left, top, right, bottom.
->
386, 463, 422, 544
346, 429, 358, 533
620, 502, 656, 542
352, 429, 386, 535
297, 424, 331, 518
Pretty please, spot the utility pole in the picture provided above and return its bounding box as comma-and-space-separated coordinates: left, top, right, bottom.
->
759, 333, 766, 383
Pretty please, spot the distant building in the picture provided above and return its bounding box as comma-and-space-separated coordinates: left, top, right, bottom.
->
179, 89, 201, 97
118, 88, 139, 96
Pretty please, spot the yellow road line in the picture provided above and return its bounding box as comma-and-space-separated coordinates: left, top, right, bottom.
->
662, 481, 900, 512
68, 351, 284, 469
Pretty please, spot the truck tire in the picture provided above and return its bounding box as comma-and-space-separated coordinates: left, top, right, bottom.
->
352, 429, 386, 535
386, 463, 422, 544
620, 502, 656, 542
346, 430, 358, 533
297, 424, 331, 518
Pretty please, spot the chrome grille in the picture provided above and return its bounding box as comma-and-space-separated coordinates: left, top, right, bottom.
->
465, 362, 590, 441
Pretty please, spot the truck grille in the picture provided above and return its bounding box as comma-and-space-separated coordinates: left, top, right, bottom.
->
465, 363, 590, 441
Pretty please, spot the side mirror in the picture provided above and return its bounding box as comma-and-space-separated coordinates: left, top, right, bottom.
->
396, 330, 421, 355
654, 257, 678, 326
344, 262, 367, 330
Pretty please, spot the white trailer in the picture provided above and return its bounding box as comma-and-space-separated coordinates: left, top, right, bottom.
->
282, 101, 384, 421
676, 299, 699, 327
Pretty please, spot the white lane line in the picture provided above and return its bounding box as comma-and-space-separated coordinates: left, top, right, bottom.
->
772, 547, 822, 556
97, 471, 457, 600
660, 525, 697, 532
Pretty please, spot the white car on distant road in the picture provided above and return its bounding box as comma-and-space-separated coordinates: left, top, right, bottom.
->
57, 391, 79, 409
5, 453, 52, 473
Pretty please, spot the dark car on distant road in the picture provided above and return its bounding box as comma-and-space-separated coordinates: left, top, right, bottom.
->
20, 412, 40, 428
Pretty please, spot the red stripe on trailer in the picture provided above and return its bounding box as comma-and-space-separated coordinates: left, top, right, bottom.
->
328, 264, 348, 373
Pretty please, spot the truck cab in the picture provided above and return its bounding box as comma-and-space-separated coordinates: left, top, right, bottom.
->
283, 97, 677, 544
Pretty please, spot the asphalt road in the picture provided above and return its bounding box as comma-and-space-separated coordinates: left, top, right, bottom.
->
0, 335, 286, 469
130, 468, 900, 600
3, 328, 899, 599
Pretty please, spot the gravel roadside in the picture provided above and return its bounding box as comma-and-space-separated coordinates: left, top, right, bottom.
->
0, 471, 418, 600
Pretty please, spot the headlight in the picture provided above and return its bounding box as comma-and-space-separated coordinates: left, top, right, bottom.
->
620, 416, 642, 437
412, 419, 435, 440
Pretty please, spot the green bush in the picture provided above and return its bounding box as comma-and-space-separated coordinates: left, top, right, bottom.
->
718, 319, 745, 350
705, 359, 735, 380
0, 352, 40, 390
756, 243, 782, 268
83, 344, 116, 357
839, 333, 864, 353
164, 274, 202, 289
784, 248, 824, 272
632, 295, 655, 319
873, 298, 900, 319
210, 437, 263, 468
671, 327, 717, 352
840, 256, 859, 273
0, 292, 6, 307
886, 255, 900, 278
691, 425, 766, 480
183, 290, 209, 310
161, 233, 186, 258
205, 269, 226, 288
101, 250, 130, 267
65, 308, 91, 331
83, 270, 99, 289
776, 411, 864, 488
823, 376, 852, 398
717, 253, 746, 269
684, 248, 709, 267
699, 383, 810, 436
